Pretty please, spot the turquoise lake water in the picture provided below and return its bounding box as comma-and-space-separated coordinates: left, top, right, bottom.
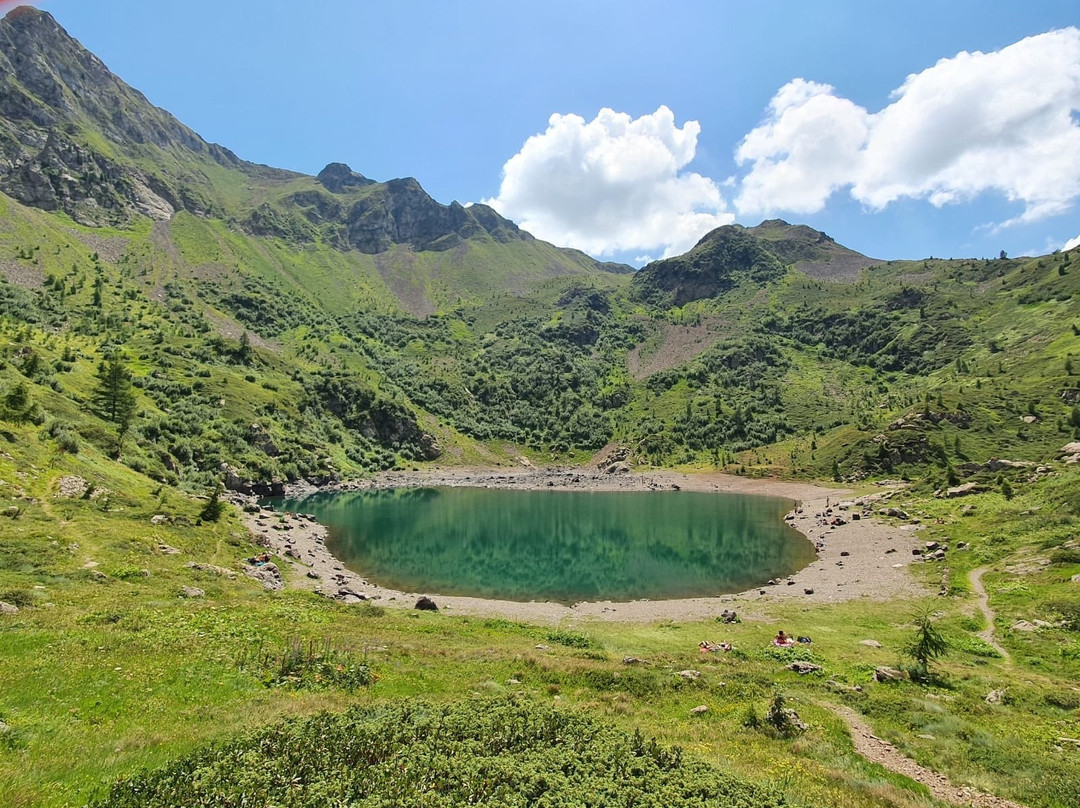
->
270, 487, 814, 604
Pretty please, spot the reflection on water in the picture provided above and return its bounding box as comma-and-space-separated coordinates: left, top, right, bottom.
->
269, 487, 815, 604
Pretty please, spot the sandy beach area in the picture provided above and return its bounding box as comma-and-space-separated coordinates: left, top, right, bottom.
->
238, 467, 931, 624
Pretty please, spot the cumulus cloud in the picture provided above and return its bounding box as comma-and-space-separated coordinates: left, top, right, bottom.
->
1064, 234, 1080, 251
735, 28, 1080, 227
484, 106, 734, 259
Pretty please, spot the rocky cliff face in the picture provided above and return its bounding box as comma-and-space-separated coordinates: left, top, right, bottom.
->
0, 7, 294, 224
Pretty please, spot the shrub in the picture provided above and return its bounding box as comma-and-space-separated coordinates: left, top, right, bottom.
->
544, 629, 596, 648
237, 637, 373, 692
89, 699, 784, 808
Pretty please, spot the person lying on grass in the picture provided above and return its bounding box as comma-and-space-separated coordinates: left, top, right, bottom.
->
773, 630, 795, 647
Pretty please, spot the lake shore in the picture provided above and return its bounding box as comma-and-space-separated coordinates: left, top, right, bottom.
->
239, 467, 932, 624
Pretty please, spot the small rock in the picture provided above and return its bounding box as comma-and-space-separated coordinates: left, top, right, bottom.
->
0, 602, 19, 615
157, 544, 181, 555
804, 588, 815, 595
150, 514, 169, 525
985, 689, 1006, 705
840, 551, 850, 557
860, 640, 883, 648
1011, 620, 1038, 632
676, 670, 702, 681
414, 596, 438, 611
690, 705, 709, 715
622, 656, 644, 665
535, 644, 550, 651
306, 571, 320, 579
916, 733, 936, 740
180, 586, 205, 598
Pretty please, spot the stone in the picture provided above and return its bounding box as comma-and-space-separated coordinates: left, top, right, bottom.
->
676, 670, 702, 681
157, 544, 181, 555
622, 656, 644, 665
55, 475, 88, 498
785, 662, 822, 675
985, 689, 1007, 705
0, 602, 19, 615
180, 586, 205, 598
690, 705, 709, 715
414, 596, 438, 611
860, 639, 883, 648
150, 514, 169, 525
946, 483, 986, 498
886, 507, 909, 519
244, 561, 283, 591
804, 588, 815, 595
873, 666, 905, 683
1010, 620, 1038, 632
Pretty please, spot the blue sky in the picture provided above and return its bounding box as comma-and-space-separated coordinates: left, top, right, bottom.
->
13, 0, 1080, 264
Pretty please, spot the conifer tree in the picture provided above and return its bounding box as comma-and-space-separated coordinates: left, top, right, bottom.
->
92, 357, 137, 456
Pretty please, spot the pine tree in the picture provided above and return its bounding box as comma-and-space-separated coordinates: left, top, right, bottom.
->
904, 611, 949, 681
92, 357, 137, 456
92, 358, 136, 424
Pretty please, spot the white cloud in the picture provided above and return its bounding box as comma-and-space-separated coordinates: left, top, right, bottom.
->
1064, 233, 1080, 251
735, 28, 1080, 227
484, 106, 734, 258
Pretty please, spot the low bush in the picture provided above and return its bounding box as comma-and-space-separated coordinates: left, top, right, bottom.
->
90, 699, 783, 808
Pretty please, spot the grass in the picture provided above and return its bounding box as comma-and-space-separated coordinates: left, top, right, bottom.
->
1, 462, 1078, 807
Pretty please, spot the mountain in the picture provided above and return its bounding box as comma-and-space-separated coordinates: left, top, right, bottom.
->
0, 7, 628, 287
629, 220, 879, 306
0, 4, 1078, 495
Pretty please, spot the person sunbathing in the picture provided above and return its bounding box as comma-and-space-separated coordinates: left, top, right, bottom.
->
773, 630, 795, 647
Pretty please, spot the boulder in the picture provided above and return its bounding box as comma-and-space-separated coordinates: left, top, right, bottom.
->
414, 596, 439, 611
0, 602, 19, 615
860, 639, 883, 648
873, 666, 905, 683
785, 662, 822, 675
244, 561, 283, 591
985, 689, 1007, 705
690, 705, 709, 715
179, 586, 205, 598
886, 507, 909, 519
946, 483, 986, 498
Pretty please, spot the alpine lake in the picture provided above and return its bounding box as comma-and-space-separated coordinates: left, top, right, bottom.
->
268, 487, 816, 605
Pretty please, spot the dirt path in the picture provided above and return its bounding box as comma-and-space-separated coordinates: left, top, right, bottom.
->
970, 567, 1011, 663
831, 704, 1027, 808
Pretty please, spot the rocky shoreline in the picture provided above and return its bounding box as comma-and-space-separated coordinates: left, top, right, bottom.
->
236, 468, 931, 624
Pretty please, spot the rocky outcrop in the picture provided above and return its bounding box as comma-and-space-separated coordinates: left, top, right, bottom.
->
317, 162, 376, 193
0, 7, 297, 224
340, 174, 529, 254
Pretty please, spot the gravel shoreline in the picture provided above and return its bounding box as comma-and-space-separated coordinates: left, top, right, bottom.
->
238, 468, 930, 624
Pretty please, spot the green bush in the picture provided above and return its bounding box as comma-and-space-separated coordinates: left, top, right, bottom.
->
237, 637, 373, 692
90, 699, 784, 808
544, 629, 596, 649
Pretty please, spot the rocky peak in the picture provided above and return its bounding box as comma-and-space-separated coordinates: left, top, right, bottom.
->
316, 162, 375, 193
0, 7, 297, 224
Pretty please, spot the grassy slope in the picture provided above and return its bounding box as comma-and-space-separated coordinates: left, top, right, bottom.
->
1, 438, 1078, 807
